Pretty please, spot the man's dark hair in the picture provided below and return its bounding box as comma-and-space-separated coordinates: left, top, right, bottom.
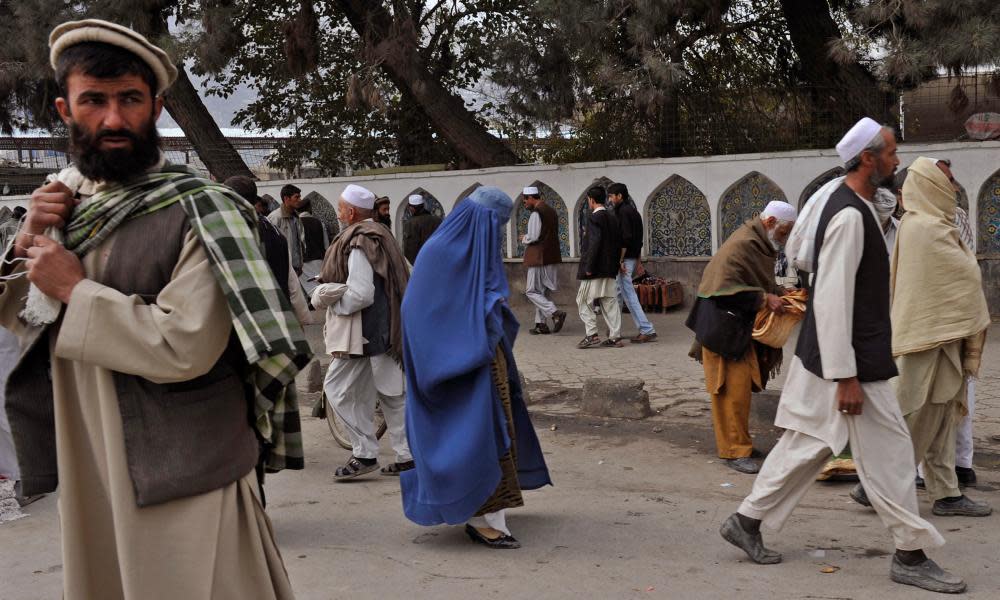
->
587, 186, 607, 204
299, 198, 312, 212
55, 42, 158, 98
607, 183, 628, 198
280, 184, 301, 200
893, 167, 909, 194
12, 206, 26, 219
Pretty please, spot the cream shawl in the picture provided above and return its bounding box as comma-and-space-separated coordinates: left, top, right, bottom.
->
890, 157, 990, 356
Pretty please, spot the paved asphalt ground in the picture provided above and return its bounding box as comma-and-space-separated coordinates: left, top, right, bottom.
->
3, 310, 1000, 599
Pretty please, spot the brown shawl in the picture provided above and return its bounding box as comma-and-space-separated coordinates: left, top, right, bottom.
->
698, 219, 778, 298
321, 220, 410, 363
694, 218, 783, 381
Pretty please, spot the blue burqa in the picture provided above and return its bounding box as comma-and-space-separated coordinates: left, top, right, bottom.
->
400, 188, 552, 526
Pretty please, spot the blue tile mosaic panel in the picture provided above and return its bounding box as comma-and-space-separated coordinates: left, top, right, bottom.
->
514, 182, 570, 257
646, 176, 711, 257
719, 172, 788, 244
978, 173, 1000, 254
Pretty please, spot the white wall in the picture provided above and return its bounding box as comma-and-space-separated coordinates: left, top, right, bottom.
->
257, 141, 1000, 256
6, 141, 997, 254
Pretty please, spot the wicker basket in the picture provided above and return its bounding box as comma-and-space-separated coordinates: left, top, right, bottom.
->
752, 289, 808, 348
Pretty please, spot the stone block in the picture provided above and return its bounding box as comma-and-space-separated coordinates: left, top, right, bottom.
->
580, 378, 652, 419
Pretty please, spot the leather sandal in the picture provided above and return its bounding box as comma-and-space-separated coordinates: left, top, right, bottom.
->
334, 456, 379, 481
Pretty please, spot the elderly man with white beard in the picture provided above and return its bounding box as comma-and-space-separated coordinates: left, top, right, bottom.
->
721, 118, 966, 595
686, 201, 797, 474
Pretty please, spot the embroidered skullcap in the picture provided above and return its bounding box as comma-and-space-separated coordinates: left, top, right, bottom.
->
50, 19, 178, 96
761, 201, 797, 223
341, 184, 375, 210
523, 186, 540, 196
836, 117, 884, 163
408, 194, 425, 206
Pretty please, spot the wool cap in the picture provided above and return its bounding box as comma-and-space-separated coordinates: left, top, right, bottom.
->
50, 19, 178, 96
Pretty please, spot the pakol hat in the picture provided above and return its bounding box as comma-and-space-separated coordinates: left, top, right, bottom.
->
50, 19, 178, 96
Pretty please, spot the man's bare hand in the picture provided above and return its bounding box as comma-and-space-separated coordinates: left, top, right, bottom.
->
17, 181, 77, 258
25, 235, 84, 304
836, 377, 864, 416
765, 293, 785, 313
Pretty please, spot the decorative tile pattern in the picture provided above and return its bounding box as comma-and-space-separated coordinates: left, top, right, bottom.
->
646, 176, 711, 257
978, 173, 1000, 254
514, 181, 570, 257
798, 167, 845, 209
719, 172, 788, 244
303, 190, 340, 239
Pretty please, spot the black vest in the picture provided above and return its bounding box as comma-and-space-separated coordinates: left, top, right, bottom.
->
361, 273, 391, 357
796, 184, 898, 382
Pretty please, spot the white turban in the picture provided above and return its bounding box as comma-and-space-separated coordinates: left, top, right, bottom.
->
836, 117, 884, 163
523, 186, 539, 196
408, 194, 425, 206
341, 184, 375, 209
761, 200, 797, 223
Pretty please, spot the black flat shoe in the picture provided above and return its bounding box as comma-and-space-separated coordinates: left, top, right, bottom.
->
464, 524, 521, 549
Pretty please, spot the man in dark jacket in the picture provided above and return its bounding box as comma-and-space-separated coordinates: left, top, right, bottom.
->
403, 194, 442, 264
576, 186, 624, 349
608, 182, 657, 343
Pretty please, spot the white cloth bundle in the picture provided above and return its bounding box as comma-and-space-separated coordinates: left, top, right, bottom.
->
20, 168, 86, 326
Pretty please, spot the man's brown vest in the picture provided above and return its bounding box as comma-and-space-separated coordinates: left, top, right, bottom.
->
523, 201, 562, 267
6, 203, 259, 506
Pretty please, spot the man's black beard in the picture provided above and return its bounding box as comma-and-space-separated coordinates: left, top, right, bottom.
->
376, 214, 392, 228
70, 118, 161, 183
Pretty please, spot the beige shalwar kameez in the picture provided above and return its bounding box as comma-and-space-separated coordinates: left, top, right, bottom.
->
738, 201, 944, 552
0, 228, 293, 600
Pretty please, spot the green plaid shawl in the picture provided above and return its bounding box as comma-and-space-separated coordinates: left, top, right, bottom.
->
64, 164, 312, 471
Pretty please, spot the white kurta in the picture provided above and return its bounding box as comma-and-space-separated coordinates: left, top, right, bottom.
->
741, 198, 944, 552
320, 243, 410, 461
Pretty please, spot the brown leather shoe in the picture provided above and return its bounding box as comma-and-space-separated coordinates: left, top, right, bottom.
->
630, 333, 658, 343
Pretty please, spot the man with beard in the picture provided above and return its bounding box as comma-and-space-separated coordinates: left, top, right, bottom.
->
403, 194, 442, 265
520, 186, 567, 335
1, 20, 309, 599
686, 201, 795, 474
721, 119, 965, 594
374, 196, 393, 231
315, 184, 413, 480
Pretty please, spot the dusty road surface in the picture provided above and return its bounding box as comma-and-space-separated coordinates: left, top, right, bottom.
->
3, 312, 1000, 599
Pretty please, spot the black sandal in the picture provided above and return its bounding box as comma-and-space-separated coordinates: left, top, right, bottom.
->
334, 456, 379, 481
465, 524, 521, 549
529, 323, 551, 335
381, 460, 415, 476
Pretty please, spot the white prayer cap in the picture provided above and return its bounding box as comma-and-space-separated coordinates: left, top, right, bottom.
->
49, 20, 178, 96
761, 200, 797, 223
836, 117, 884, 163
408, 194, 425, 206
341, 184, 375, 210
523, 186, 540, 196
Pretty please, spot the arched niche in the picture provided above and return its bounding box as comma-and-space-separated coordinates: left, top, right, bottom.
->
453, 182, 508, 257
513, 181, 570, 258
260, 193, 279, 215
645, 175, 711, 257
799, 167, 845, 209
573, 177, 638, 256
977, 171, 1000, 254
302, 190, 339, 239
718, 172, 788, 244
396, 188, 444, 240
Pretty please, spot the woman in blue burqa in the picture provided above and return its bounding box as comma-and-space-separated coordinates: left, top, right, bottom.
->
400, 186, 552, 549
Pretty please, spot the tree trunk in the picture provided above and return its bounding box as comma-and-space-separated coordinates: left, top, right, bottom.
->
780, 0, 897, 127
337, 0, 520, 168
141, 14, 253, 181
162, 68, 254, 181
